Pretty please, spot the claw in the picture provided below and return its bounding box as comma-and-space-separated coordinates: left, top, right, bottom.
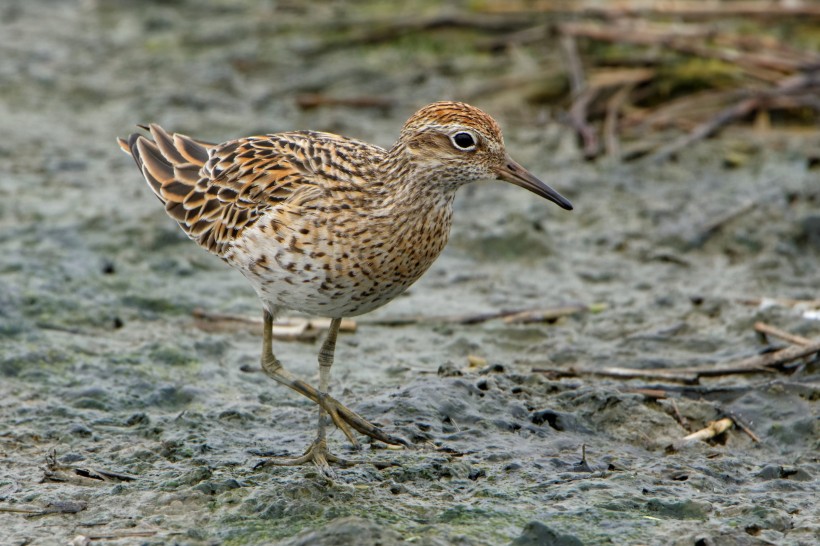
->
257, 437, 361, 478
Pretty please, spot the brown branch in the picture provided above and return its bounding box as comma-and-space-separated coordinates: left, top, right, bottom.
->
503, 304, 589, 324
669, 398, 690, 431
646, 69, 819, 162
307, 13, 534, 55
711, 340, 820, 374
43, 451, 137, 486
604, 84, 631, 158
481, 1, 820, 19
620, 387, 669, 399
722, 409, 761, 443
568, 89, 601, 159
646, 96, 760, 163
366, 304, 591, 326
560, 30, 600, 159
753, 322, 813, 347
622, 89, 742, 133
689, 198, 760, 248
668, 417, 733, 452
0, 506, 42, 514
559, 21, 818, 75
533, 366, 701, 384
535, 338, 820, 383
192, 308, 356, 339
561, 32, 586, 94
71, 531, 159, 542
739, 297, 820, 309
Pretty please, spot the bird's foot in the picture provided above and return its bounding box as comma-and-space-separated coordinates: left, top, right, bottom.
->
286, 377, 411, 450
255, 437, 360, 478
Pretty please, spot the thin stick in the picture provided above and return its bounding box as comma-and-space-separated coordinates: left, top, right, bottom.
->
709, 340, 820, 374
559, 22, 817, 74
535, 339, 820, 383
604, 84, 632, 158
480, 1, 820, 19
192, 308, 261, 324
648, 71, 820, 163
561, 30, 600, 159
502, 304, 588, 324
753, 322, 813, 347
561, 32, 586, 94
192, 309, 356, 334
621, 387, 668, 399
689, 198, 760, 248
366, 304, 591, 326
669, 398, 689, 431
568, 89, 600, 159
0, 506, 42, 514
722, 410, 761, 443
533, 366, 700, 384
82, 531, 159, 540
307, 13, 533, 55
739, 297, 820, 309
647, 97, 760, 163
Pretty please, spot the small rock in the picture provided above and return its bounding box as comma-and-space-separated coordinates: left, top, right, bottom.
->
797, 215, 820, 251
757, 464, 813, 481
530, 409, 587, 433
193, 478, 241, 495
645, 498, 712, 519
437, 361, 462, 377
510, 521, 584, 546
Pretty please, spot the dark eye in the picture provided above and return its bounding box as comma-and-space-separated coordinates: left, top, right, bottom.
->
452, 132, 476, 150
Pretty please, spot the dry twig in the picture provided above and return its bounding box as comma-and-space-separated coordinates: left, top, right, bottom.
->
669, 398, 689, 430
689, 198, 760, 248
480, 1, 820, 20
535, 334, 820, 383
753, 321, 813, 347
668, 417, 733, 452
647, 70, 820, 162
368, 304, 591, 326
42, 451, 136, 486
620, 387, 668, 399
192, 308, 356, 340
722, 409, 761, 443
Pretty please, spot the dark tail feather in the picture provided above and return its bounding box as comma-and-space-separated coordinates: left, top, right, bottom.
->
118, 125, 212, 205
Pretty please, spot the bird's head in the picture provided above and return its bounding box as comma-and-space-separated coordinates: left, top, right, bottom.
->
396, 101, 573, 210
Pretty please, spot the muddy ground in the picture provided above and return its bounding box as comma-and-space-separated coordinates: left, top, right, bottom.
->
1, 1, 818, 545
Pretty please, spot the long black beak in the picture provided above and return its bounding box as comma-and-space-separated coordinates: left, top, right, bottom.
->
494, 155, 573, 211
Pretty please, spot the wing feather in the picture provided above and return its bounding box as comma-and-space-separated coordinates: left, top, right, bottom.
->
119, 126, 384, 257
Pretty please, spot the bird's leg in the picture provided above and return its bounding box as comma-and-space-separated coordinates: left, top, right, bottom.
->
257, 311, 409, 471
314, 317, 340, 449
259, 317, 354, 474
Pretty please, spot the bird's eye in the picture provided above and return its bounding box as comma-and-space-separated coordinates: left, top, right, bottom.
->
451, 132, 476, 150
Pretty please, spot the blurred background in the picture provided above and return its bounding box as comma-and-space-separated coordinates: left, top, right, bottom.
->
4, 0, 818, 159
1, 1, 819, 545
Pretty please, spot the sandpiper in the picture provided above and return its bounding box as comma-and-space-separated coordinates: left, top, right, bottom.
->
119, 101, 573, 474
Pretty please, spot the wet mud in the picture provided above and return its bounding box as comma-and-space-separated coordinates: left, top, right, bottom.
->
1, 1, 818, 545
